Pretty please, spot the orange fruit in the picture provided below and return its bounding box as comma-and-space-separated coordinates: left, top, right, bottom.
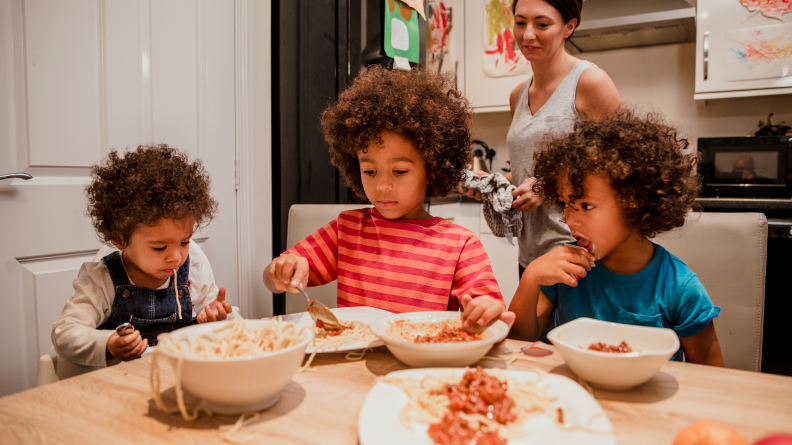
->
672, 421, 749, 445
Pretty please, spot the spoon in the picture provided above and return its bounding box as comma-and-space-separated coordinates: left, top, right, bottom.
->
296, 285, 341, 331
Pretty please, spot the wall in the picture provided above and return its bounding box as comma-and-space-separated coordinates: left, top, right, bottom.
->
472, 43, 792, 160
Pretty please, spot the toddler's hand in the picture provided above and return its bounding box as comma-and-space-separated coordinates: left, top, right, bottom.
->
460, 295, 516, 329
265, 254, 309, 293
525, 245, 595, 288
106, 330, 148, 362
197, 286, 232, 323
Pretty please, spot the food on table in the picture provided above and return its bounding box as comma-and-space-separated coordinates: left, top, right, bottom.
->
312, 320, 377, 350
584, 341, 633, 353
672, 421, 749, 445
377, 366, 562, 444
388, 319, 483, 343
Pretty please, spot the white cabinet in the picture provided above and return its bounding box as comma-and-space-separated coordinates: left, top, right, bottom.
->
695, 0, 792, 100
461, 0, 531, 112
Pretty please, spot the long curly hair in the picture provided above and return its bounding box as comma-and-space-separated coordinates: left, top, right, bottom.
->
86, 144, 218, 248
321, 66, 472, 199
532, 109, 700, 238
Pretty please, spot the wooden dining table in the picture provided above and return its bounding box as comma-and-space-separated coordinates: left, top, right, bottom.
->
1, 339, 791, 445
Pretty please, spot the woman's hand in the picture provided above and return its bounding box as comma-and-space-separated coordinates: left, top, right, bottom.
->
264, 254, 309, 293
106, 330, 148, 362
511, 177, 543, 212
460, 295, 516, 329
457, 170, 488, 201
525, 245, 595, 288
197, 286, 233, 323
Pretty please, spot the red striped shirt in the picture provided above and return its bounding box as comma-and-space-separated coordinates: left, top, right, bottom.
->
285, 208, 503, 313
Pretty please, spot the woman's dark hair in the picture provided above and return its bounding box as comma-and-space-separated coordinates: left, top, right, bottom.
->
86, 144, 218, 248
321, 65, 472, 199
532, 109, 701, 239
512, 0, 583, 41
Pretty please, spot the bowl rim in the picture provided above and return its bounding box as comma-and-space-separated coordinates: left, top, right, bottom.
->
547, 317, 680, 359
368, 310, 509, 348
157, 318, 314, 363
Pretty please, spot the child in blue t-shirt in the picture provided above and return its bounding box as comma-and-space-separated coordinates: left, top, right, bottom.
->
509, 110, 723, 366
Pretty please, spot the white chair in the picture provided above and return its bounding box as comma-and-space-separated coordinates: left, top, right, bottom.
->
284, 204, 373, 314
653, 212, 767, 371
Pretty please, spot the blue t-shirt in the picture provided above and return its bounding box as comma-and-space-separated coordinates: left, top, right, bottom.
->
541, 243, 720, 361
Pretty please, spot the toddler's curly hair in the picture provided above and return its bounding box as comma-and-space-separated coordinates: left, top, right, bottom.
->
532, 109, 700, 238
86, 144, 218, 248
321, 65, 472, 199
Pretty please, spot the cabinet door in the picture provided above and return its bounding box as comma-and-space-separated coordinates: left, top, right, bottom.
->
464, 0, 531, 112
695, 0, 792, 98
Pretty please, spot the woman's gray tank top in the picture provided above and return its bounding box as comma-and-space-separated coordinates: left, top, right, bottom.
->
506, 60, 594, 268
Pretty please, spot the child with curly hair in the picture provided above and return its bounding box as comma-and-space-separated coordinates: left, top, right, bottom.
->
52, 145, 233, 367
509, 110, 723, 365
264, 66, 514, 329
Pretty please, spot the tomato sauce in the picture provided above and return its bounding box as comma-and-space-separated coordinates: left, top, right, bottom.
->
587, 341, 633, 353
428, 367, 515, 445
411, 321, 482, 343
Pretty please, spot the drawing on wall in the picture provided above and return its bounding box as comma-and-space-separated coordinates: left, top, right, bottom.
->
384, 0, 420, 64
427, 0, 452, 73
482, 0, 531, 78
740, 0, 792, 22
725, 24, 792, 81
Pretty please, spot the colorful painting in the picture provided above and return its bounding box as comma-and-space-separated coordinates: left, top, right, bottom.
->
482, 0, 531, 78
740, 0, 792, 22
427, 0, 452, 72
384, 0, 420, 64
725, 24, 792, 81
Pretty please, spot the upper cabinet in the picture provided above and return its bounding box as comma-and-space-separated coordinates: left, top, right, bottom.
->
695, 0, 792, 100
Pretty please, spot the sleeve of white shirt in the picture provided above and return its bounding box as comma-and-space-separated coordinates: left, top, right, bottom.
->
51, 261, 116, 368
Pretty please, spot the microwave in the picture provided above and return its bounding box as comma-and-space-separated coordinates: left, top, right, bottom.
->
698, 136, 792, 198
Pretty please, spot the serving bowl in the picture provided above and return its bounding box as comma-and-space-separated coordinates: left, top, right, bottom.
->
368, 311, 509, 367
157, 319, 313, 414
547, 317, 680, 390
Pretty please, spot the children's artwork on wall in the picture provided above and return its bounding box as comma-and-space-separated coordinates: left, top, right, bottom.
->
724, 24, 792, 81
427, 0, 452, 73
482, 0, 530, 78
740, 0, 792, 22
384, 0, 420, 64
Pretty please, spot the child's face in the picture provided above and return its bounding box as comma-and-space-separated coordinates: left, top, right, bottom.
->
116, 218, 195, 288
358, 131, 430, 220
558, 173, 631, 261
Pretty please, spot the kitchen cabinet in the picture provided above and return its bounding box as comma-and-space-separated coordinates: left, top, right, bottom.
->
695, 0, 792, 100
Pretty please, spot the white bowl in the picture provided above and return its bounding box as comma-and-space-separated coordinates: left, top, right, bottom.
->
158, 319, 313, 413
547, 318, 680, 391
368, 311, 509, 368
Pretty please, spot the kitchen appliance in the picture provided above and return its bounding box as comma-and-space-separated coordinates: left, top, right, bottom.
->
698, 136, 792, 198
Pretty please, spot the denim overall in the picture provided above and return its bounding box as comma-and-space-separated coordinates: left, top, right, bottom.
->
97, 251, 196, 345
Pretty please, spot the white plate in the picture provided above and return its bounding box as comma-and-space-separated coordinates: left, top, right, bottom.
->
282, 307, 391, 353
358, 368, 616, 445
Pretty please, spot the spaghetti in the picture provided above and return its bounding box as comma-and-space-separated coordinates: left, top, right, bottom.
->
377, 367, 559, 444
310, 320, 377, 351
388, 319, 483, 343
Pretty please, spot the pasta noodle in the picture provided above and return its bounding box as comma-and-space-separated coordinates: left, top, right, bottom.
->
150, 317, 307, 442
387, 319, 483, 343
310, 320, 377, 351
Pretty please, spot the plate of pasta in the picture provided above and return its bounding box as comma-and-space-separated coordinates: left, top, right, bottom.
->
283, 306, 390, 353
358, 367, 615, 445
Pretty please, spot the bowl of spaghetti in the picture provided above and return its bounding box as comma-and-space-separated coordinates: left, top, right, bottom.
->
151, 318, 313, 416
547, 317, 680, 391
368, 311, 509, 367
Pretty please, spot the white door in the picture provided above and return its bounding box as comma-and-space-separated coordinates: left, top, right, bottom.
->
0, 0, 239, 396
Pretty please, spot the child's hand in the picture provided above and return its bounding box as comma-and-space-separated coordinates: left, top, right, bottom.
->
197, 286, 232, 323
264, 254, 309, 293
106, 330, 148, 362
460, 295, 516, 329
526, 245, 595, 287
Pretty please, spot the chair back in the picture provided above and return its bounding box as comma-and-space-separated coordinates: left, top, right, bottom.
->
285, 204, 373, 314
653, 212, 767, 371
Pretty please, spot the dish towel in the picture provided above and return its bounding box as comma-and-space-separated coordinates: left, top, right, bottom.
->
461, 170, 523, 245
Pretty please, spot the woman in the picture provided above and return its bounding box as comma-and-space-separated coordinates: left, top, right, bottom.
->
467, 0, 621, 279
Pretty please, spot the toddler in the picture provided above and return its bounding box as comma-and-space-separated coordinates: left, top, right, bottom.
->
264, 66, 515, 329
509, 110, 723, 365
52, 145, 232, 367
